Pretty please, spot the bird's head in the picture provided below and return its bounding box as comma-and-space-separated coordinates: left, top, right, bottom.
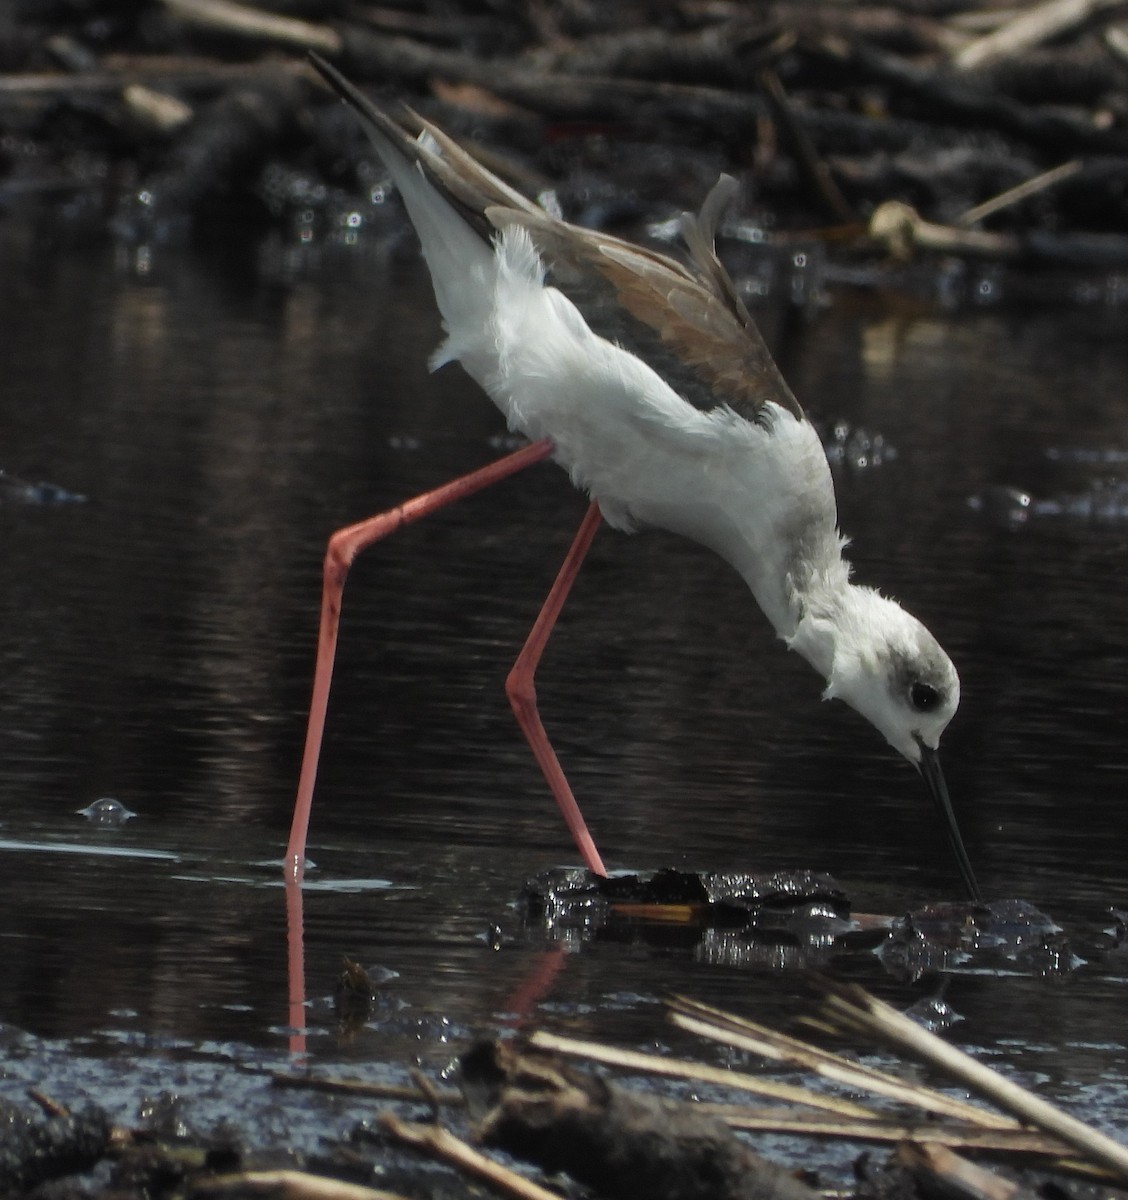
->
822, 588, 959, 765
816, 587, 980, 902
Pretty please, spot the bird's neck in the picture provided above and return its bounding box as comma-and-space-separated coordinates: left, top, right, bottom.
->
781, 558, 856, 683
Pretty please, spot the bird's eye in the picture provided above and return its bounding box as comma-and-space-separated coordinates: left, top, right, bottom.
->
910, 682, 940, 712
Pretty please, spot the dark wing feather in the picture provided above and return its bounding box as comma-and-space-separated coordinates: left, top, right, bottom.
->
489, 202, 805, 425
311, 53, 803, 425
312, 53, 537, 244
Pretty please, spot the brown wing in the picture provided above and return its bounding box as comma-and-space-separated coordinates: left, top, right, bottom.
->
313, 54, 802, 425
487, 181, 805, 426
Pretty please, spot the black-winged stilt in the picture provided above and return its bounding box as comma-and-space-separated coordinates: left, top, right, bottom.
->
286, 57, 981, 903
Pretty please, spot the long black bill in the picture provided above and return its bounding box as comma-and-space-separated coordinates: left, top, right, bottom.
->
917, 742, 982, 903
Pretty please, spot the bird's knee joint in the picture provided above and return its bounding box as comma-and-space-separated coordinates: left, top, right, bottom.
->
505, 665, 536, 710
324, 534, 354, 582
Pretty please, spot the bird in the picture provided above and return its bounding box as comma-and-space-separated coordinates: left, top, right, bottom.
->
286, 54, 982, 904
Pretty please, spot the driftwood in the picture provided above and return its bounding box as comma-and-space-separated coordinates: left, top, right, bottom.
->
461, 1039, 823, 1200
522, 18, 787, 84
406, 982, 1127, 1196
2, 1, 1128, 288
810, 34, 1128, 155
3, 2, 1128, 275
22, 981, 1109, 1200
970, 39, 1128, 106
116, 68, 304, 236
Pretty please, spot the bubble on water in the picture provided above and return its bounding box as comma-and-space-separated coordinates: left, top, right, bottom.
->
76, 797, 137, 826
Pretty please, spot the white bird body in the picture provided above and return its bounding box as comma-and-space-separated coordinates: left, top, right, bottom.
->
444, 226, 834, 634
298, 57, 981, 900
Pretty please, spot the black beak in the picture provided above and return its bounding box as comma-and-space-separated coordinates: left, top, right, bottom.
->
917, 741, 982, 903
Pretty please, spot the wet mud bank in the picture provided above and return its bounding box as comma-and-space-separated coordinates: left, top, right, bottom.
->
2, 885, 1125, 1200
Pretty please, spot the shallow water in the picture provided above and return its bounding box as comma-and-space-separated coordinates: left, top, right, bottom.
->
0, 218, 1125, 1154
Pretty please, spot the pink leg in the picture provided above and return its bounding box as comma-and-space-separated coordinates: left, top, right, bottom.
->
285, 874, 308, 1057
285, 437, 555, 881
506, 501, 608, 877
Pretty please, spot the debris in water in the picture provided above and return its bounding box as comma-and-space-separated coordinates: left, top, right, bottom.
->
519, 866, 861, 971
461, 1038, 823, 1200
879, 899, 1080, 980
334, 956, 375, 1038
519, 871, 1073, 980
0, 470, 87, 506
521, 866, 850, 928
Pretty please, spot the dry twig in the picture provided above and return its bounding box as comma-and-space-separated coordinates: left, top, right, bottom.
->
952, 0, 1124, 72
818, 981, 1128, 1181
529, 1029, 875, 1118
705, 1104, 1077, 1157
161, 0, 342, 54
380, 1113, 563, 1200
188, 1170, 407, 1199
669, 995, 1015, 1128
957, 160, 1084, 225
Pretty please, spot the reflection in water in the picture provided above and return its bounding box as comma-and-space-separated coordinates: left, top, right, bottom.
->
0, 221, 1125, 1128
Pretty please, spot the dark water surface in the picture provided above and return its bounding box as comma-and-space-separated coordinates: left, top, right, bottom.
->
0, 218, 1126, 1145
